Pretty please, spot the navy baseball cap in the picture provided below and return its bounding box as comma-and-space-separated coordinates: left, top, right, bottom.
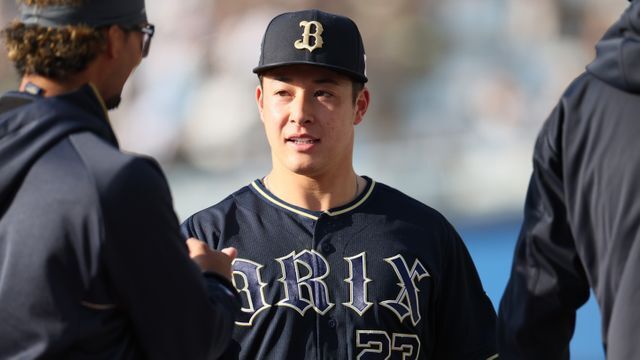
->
253, 9, 368, 83
19, 0, 147, 28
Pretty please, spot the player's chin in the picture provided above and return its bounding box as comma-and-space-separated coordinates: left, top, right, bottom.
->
284, 158, 323, 176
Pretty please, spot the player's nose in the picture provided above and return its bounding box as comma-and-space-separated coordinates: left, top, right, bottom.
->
288, 93, 314, 125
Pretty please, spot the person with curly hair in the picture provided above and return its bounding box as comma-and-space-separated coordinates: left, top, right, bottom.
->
0, 0, 240, 358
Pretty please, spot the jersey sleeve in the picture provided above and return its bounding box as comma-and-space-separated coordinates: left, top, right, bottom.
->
181, 211, 221, 250
432, 219, 498, 359
497, 102, 590, 359
100, 157, 239, 359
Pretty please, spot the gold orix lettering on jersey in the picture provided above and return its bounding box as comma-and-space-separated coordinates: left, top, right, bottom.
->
294, 20, 324, 52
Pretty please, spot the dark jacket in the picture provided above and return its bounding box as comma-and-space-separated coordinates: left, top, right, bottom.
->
498, 1, 640, 359
0, 85, 238, 359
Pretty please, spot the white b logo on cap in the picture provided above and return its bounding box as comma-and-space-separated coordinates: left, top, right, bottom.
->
294, 21, 324, 52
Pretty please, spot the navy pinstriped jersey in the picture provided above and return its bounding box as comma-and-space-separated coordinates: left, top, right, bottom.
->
181, 177, 498, 359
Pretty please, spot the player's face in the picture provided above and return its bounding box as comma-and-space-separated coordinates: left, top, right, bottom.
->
256, 65, 369, 178
103, 25, 145, 109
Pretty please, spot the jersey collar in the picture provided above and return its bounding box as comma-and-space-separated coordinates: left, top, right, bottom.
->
250, 176, 376, 221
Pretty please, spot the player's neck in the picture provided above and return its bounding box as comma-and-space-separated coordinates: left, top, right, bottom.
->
19, 55, 112, 100
20, 73, 90, 97
263, 170, 364, 212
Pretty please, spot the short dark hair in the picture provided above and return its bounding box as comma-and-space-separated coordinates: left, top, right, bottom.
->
258, 75, 365, 104
352, 81, 365, 104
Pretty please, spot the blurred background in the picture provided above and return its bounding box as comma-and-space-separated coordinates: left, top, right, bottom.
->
1, 0, 629, 358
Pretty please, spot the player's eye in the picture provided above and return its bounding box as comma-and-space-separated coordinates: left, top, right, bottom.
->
314, 90, 333, 98
274, 90, 290, 97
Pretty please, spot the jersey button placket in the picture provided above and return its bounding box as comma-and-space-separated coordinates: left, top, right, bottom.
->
313, 214, 329, 247
321, 242, 334, 254
328, 317, 337, 328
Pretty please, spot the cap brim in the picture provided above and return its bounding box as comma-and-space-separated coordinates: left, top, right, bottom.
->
253, 61, 368, 83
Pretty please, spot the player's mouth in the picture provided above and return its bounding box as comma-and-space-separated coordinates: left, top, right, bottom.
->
286, 135, 319, 150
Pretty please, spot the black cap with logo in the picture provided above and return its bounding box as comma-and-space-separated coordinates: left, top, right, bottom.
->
253, 9, 368, 83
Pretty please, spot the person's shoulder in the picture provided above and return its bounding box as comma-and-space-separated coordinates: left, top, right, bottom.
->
67, 132, 168, 198
184, 185, 254, 225
371, 180, 442, 214
561, 72, 593, 100
560, 71, 624, 109
180, 184, 255, 242
368, 179, 450, 226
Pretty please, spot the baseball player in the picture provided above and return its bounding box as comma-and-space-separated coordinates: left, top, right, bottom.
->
181, 9, 497, 359
498, 1, 640, 359
0, 0, 238, 358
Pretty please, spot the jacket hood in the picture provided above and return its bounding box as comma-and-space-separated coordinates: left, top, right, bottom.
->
587, 1, 640, 93
0, 84, 117, 213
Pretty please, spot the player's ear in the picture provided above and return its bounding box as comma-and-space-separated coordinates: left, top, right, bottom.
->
104, 25, 126, 60
256, 84, 265, 122
353, 87, 369, 125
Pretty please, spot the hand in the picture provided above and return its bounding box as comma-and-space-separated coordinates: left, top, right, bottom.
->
186, 238, 237, 281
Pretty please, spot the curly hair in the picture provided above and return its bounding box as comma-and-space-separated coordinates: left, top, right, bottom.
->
1, 0, 107, 80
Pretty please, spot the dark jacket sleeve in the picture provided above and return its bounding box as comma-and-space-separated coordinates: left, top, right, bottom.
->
433, 219, 498, 360
101, 157, 239, 359
497, 102, 590, 359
